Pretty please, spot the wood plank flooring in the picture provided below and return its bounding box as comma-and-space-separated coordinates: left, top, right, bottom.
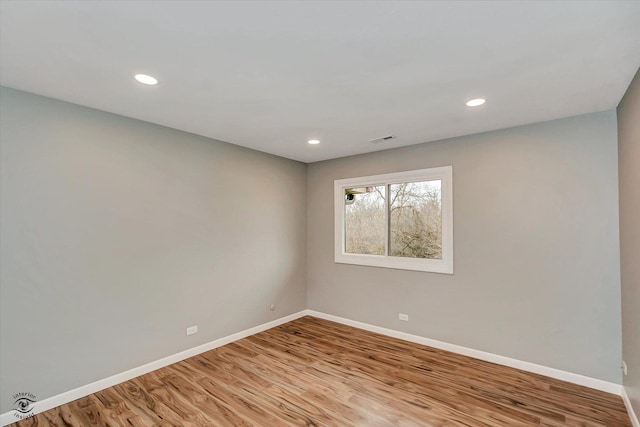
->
11, 316, 631, 426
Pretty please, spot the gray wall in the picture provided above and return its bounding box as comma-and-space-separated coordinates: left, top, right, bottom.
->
307, 111, 622, 383
0, 87, 307, 413
618, 69, 640, 417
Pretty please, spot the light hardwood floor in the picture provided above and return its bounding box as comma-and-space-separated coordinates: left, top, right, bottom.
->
11, 316, 631, 426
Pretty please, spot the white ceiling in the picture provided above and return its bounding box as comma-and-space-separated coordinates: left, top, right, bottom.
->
1, 1, 638, 163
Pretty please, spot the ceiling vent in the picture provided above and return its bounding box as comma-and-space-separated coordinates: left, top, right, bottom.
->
369, 135, 396, 144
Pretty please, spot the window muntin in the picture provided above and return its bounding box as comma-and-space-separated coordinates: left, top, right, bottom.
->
334, 167, 453, 274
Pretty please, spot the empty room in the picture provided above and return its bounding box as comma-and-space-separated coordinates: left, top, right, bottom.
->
1, 1, 639, 426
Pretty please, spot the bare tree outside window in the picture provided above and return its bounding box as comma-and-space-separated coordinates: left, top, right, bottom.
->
390, 180, 442, 259
344, 181, 441, 259
344, 186, 386, 255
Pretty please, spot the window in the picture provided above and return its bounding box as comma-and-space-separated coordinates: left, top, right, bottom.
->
335, 166, 453, 274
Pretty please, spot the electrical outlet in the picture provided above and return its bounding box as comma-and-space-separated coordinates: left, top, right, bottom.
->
622, 361, 628, 376
186, 326, 198, 336
399, 313, 409, 321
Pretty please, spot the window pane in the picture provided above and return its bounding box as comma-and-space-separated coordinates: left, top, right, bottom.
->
345, 186, 385, 255
389, 180, 442, 259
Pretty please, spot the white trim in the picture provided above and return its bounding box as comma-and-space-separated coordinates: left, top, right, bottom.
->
0, 310, 308, 427
334, 166, 454, 274
306, 310, 623, 395
623, 387, 640, 427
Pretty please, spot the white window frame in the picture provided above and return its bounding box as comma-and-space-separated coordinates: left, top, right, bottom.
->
334, 166, 453, 274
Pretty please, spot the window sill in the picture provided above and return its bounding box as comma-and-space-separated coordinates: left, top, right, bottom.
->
335, 253, 453, 274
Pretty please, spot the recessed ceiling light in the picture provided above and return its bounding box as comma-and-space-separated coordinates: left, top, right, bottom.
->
308, 139, 320, 145
134, 74, 158, 85
466, 98, 486, 107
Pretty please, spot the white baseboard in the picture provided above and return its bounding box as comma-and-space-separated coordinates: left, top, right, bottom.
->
0, 310, 308, 427
306, 310, 623, 396
2, 309, 627, 426
623, 387, 640, 427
